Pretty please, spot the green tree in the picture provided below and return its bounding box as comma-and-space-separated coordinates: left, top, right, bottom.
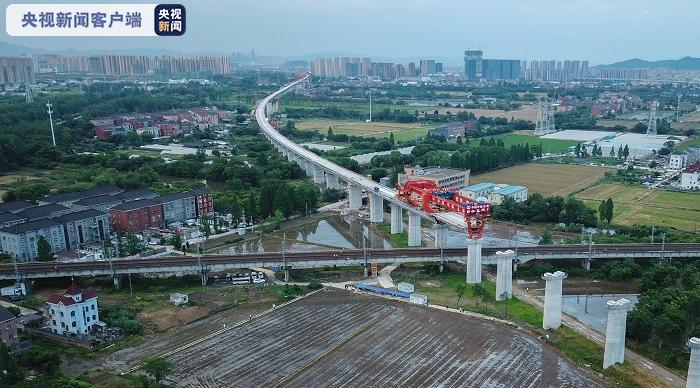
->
610, 146, 615, 158
0, 343, 22, 385
170, 234, 182, 250
472, 284, 486, 308
574, 143, 581, 157
454, 283, 467, 306
623, 144, 629, 160
539, 230, 553, 245
605, 198, 614, 223
36, 236, 52, 261
199, 214, 212, 238
142, 357, 172, 383
598, 200, 606, 223
389, 132, 395, 145
327, 126, 333, 137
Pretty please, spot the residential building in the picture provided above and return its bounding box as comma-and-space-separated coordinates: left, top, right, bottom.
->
464, 50, 521, 80
0, 218, 67, 261
670, 146, 700, 170
39, 185, 124, 207
47, 284, 99, 336
156, 192, 197, 227
0, 213, 26, 230
681, 162, 700, 190
398, 166, 470, 189
0, 200, 34, 214
429, 122, 466, 138
0, 57, 35, 85
109, 199, 163, 232
420, 59, 437, 76
0, 307, 19, 351
190, 188, 214, 216
15, 204, 71, 221
59, 209, 109, 250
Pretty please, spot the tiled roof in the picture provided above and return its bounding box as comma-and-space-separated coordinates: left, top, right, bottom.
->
0, 218, 63, 235
682, 161, 700, 174
41, 185, 123, 204
74, 195, 121, 207
111, 199, 159, 211
494, 185, 527, 195
58, 209, 107, 223
0, 200, 34, 213
155, 192, 194, 203
47, 284, 97, 306
16, 204, 69, 219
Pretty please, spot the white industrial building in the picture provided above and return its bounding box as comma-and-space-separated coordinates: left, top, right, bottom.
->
460, 183, 528, 205
47, 284, 99, 336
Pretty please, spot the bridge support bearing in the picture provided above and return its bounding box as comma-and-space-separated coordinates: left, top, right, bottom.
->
495, 251, 514, 301
369, 193, 384, 223
390, 205, 403, 234
348, 184, 362, 209
325, 173, 339, 190
466, 239, 482, 284
687, 338, 700, 388
433, 223, 448, 247
603, 298, 631, 369
542, 271, 567, 330
313, 165, 325, 185
408, 212, 421, 247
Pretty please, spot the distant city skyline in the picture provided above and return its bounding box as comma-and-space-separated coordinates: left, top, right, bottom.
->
1, 0, 699, 65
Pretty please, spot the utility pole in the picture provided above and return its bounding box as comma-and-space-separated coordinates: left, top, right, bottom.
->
650, 226, 655, 245
363, 235, 368, 278
282, 232, 288, 282
585, 232, 592, 313
46, 101, 56, 147
660, 233, 666, 263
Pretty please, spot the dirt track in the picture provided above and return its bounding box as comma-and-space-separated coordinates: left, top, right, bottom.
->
150, 288, 601, 387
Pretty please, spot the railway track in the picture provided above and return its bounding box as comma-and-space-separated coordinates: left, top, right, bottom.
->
0, 244, 698, 277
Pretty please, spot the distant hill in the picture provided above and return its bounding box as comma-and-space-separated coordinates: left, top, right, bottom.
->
601, 56, 700, 70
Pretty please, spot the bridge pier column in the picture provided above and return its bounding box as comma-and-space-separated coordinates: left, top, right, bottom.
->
303, 160, 314, 177
113, 275, 122, 289
369, 193, 383, 223
282, 148, 288, 158
433, 223, 448, 247
542, 271, 567, 329
408, 212, 421, 247
390, 204, 403, 234
687, 338, 700, 388
582, 258, 591, 271
466, 239, 482, 284
513, 260, 518, 273
284, 269, 289, 282
201, 271, 208, 286
325, 173, 339, 190
287, 152, 295, 162
495, 250, 514, 301
603, 298, 631, 369
348, 184, 362, 209
313, 165, 325, 184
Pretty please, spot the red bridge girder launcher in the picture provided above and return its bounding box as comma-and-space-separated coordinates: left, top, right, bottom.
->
396, 180, 491, 239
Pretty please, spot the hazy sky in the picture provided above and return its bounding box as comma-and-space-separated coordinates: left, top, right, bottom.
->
1, 0, 698, 65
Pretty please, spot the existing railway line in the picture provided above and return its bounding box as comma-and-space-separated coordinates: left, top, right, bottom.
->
0, 244, 698, 280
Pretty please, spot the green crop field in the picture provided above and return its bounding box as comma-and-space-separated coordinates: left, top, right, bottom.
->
576, 183, 700, 231
295, 119, 431, 141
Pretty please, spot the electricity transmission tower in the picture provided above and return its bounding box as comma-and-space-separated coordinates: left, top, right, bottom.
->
25, 84, 33, 103
646, 100, 658, 135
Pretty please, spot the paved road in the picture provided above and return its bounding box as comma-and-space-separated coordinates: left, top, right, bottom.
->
484, 271, 686, 387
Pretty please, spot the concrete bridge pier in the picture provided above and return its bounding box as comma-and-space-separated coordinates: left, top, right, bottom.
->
408, 212, 421, 247
303, 160, 314, 177
390, 204, 403, 234
603, 298, 631, 369
369, 193, 384, 223
287, 152, 295, 162
542, 271, 568, 329
688, 337, 700, 388
282, 148, 289, 158
113, 275, 122, 289
313, 165, 325, 184
348, 184, 362, 209
433, 223, 448, 247
582, 258, 591, 271
466, 239, 482, 284
284, 269, 289, 282
325, 173, 339, 190
495, 250, 514, 301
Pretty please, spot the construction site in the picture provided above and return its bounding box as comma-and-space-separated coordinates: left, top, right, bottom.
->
103, 288, 602, 387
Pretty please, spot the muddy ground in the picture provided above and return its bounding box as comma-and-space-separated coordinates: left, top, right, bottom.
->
120, 288, 604, 387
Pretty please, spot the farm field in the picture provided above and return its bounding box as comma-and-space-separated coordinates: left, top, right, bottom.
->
295, 119, 432, 142
477, 132, 579, 154
576, 183, 700, 231
143, 288, 600, 387
470, 163, 608, 196
436, 106, 539, 122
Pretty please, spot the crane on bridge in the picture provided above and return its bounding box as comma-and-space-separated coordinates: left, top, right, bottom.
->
396, 180, 491, 239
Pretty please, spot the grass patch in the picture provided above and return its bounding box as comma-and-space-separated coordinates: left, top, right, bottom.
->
375, 222, 423, 247
475, 133, 578, 154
